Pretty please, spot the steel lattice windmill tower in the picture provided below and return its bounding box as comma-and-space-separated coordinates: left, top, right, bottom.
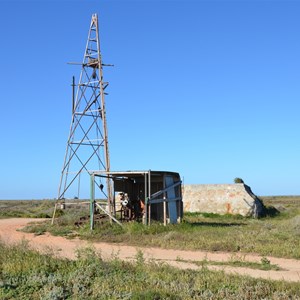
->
55, 14, 112, 210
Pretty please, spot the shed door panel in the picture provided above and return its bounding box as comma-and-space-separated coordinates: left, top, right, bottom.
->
165, 176, 177, 224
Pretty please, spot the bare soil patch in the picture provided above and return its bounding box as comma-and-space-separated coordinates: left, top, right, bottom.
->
1, 218, 300, 282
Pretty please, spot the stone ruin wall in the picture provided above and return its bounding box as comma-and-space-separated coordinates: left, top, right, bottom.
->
182, 184, 264, 217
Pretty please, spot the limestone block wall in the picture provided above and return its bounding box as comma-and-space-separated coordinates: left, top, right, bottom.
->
183, 184, 264, 217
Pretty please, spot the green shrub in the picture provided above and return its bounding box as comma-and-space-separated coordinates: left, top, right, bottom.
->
234, 177, 244, 184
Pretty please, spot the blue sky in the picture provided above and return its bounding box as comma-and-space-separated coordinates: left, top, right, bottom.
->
0, 0, 299, 199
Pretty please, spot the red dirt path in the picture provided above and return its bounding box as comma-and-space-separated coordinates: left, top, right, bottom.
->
1, 218, 300, 282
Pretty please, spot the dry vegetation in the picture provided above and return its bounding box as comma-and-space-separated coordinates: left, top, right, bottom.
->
0, 200, 54, 219
15, 196, 300, 259
1, 196, 300, 299
1, 241, 300, 299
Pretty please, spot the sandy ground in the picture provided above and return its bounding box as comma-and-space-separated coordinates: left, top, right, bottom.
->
0, 218, 300, 283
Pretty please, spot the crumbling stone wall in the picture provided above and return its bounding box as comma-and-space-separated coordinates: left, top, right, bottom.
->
183, 184, 265, 217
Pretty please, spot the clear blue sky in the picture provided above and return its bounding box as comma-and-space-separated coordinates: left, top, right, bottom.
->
0, 0, 299, 199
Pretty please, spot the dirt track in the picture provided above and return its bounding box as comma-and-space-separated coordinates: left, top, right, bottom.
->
1, 218, 300, 282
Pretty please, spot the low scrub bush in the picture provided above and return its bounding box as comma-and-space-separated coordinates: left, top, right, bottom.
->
13, 196, 300, 259
0, 241, 299, 299
0, 200, 55, 219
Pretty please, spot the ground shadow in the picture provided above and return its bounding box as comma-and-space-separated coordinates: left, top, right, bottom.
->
186, 221, 246, 227
259, 205, 280, 218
